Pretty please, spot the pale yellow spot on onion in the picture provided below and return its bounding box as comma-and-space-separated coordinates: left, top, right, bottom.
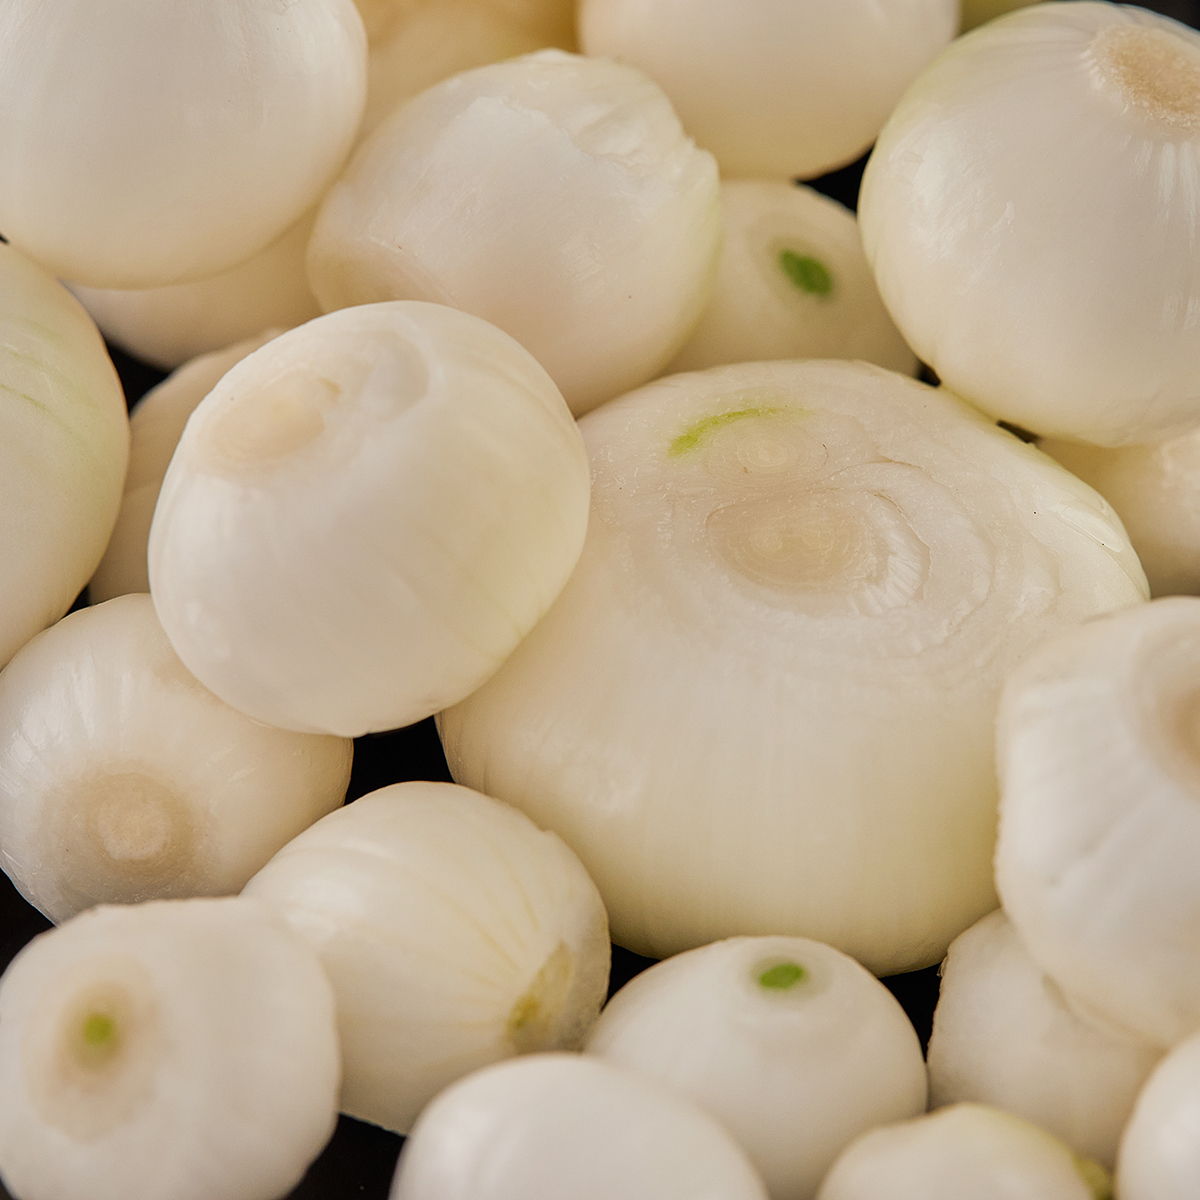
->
1091, 24, 1200, 131
507, 941, 575, 1053
204, 373, 341, 466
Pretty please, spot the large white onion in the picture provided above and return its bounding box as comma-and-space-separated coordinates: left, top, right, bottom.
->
860, 2, 1200, 446
0, 0, 366, 288
440, 360, 1147, 974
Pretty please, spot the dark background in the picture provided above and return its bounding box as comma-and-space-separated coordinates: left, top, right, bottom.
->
2, 2, 1197, 1195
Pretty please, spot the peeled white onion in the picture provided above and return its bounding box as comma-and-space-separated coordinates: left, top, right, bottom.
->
586, 936, 927, 1200
578, 0, 958, 179
439, 359, 1147, 974
0, 243, 129, 668
927, 909, 1162, 1167
860, 2, 1200, 446
149, 300, 589, 737
307, 50, 722, 416
90, 331, 279, 604
995, 596, 1200, 1048
243, 781, 610, 1134
0, 594, 352, 924
664, 181, 916, 377
0, 0, 366, 287
815, 1104, 1110, 1200
0, 897, 340, 1200
390, 1053, 768, 1200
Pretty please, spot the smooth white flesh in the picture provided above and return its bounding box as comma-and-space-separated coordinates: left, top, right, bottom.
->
439, 360, 1147, 974
389, 1053, 768, 1200
0, 0, 366, 288
0, 897, 340, 1200
578, 0, 957, 179
0, 595, 352, 923
307, 50, 722, 416
665, 181, 916, 377
0, 244, 129, 667
243, 782, 610, 1133
1041, 433, 1200, 597
815, 1104, 1109, 1200
996, 596, 1200, 1047
927, 909, 1162, 1166
1116, 1031, 1200, 1200
91, 331, 279, 603
860, 3, 1200, 446
586, 936, 927, 1200
149, 300, 589, 737
69, 212, 319, 372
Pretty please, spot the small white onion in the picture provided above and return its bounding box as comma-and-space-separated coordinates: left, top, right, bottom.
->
586, 936, 927, 1200
307, 50, 722, 416
0, 243, 129, 668
243, 781, 611, 1134
859, 2, 1200, 446
90, 331, 279, 604
390, 1053, 769, 1200
0, 0, 367, 289
1116, 1030, 1200, 1200
0, 594, 352, 923
149, 300, 589, 737
0, 897, 340, 1200
439, 360, 1147, 973
664, 181, 917, 377
995, 596, 1200, 1047
578, 0, 958, 179
815, 1104, 1110, 1200
927, 909, 1162, 1167
1041, 431, 1200, 597
68, 212, 319, 373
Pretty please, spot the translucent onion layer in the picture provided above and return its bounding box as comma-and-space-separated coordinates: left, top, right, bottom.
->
0, 898, 340, 1200
243, 782, 610, 1134
996, 596, 1200, 1047
0, 0, 366, 288
439, 360, 1147, 974
927, 909, 1161, 1167
578, 0, 957, 179
0, 595, 352, 924
149, 301, 589, 737
0, 244, 129, 667
307, 50, 722, 416
860, 2, 1200, 446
